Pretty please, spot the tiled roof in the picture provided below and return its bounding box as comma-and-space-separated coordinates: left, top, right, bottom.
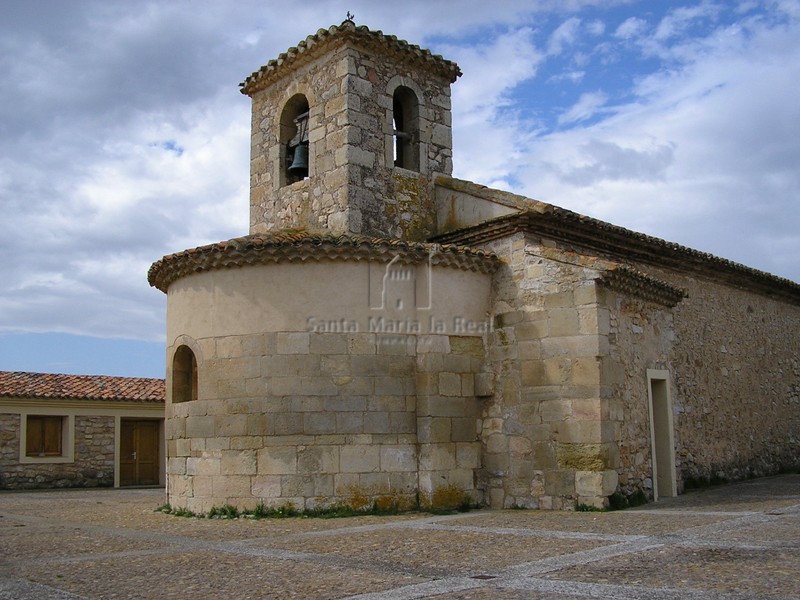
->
240, 20, 461, 96
431, 178, 800, 306
599, 266, 687, 307
0, 371, 165, 403
148, 231, 500, 293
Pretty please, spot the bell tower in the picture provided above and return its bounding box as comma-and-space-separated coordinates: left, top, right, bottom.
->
240, 20, 461, 241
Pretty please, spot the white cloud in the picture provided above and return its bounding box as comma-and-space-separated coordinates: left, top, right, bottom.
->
557, 91, 610, 125
548, 17, 583, 55
614, 16, 648, 39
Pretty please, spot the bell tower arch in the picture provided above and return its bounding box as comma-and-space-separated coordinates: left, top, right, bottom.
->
241, 20, 461, 240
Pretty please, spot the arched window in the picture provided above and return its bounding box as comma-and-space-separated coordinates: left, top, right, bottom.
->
172, 345, 197, 403
393, 86, 420, 171
280, 94, 310, 185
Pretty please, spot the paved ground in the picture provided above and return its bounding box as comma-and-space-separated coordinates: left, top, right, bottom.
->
0, 475, 798, 599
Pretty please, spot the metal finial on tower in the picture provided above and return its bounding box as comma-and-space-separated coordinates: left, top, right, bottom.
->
346, 11, 355, 22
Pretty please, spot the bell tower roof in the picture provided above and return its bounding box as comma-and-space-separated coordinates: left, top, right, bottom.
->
239, 20, 462, 97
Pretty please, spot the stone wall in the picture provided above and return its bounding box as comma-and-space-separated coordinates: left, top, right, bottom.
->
604, 289, 675, 500
0, 414, 115, 489
642, 266, 800, 486
479, 233, 618, 509
166, 332, 484, 514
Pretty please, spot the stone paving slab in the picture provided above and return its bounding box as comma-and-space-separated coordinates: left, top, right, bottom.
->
0, 474, 798, 599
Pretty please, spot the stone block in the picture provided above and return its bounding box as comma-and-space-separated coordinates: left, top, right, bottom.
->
324, 397, 367, 412
347, 333, 376, 354
574, 284, 599, 306
251, 475, 282, 498
540, 399, 572, 422
380, 445, 417, 472
340, 445, 379, 473
280, 474, 315, 497
309, 333, 348, 354
556, 443, 607, 470
167, 457, 186, 475
557, 420, 614, 444
485, 433, 508, 454
418, 443, 456, 471
417, 416, 451, 443
270, 377, 304, 396
302, 377, 339, 396
304, 413, 336, 435
297, 446, 339, 474
375, 376, 406, 395
336, 412, 364, 434
541, 335, 600, 358
416, 335, 450, 354
572, 398, 603, 420
289, 397, 324, 413
544, 470, 575, 497
212, 414, 246, 438
443, 353, 471, 373
456, 442, 480, 469
257, 447, 297, 475
426, 396, 466, 417
543, 291, 574, 309
220, 450, 257, 475
363, 411, 390, 433
276, 332, 310, 354
389, 412, 416, 434
439, 372, 462, 397
571, 357, 602, 387
549, 309, 580, 337
186, 456, 220, 476
175, 438, 191, 457
270, 413, 301, 436
575, 471, 605, 497
516, 320, 548, 341
449, 336, 484, 357
474, 372, 494, 397
185, 416, 214, 438
451, 417, 477, 442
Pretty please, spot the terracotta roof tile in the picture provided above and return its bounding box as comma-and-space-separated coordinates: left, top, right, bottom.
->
148, 231, 500, 293
0, 371, 165, 403
240, 20, 461, 96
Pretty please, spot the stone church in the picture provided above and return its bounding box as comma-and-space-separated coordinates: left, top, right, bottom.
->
148, 20, 800, 513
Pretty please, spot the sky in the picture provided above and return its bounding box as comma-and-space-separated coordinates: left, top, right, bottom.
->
1, 0, 799, 378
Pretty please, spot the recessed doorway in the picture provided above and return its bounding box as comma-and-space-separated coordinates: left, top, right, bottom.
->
647, 369, 677, 500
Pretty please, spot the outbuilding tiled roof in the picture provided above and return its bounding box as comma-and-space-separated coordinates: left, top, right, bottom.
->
240, 20, 461, 96
148, 231, 500, 293
0, 371, 165, 403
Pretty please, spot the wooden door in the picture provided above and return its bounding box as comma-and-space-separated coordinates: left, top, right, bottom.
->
120, 420, 160, 486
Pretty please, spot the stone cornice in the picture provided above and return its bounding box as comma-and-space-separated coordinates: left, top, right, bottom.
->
240, 21, 462, 96
148, 232, 500, 293
598, 266, 687, 308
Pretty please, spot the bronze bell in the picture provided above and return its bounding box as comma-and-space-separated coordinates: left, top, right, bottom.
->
288, 143, 309, 177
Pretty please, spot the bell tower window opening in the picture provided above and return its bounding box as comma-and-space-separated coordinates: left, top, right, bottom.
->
393, 86, 419, 171
280, 94, 310, 185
